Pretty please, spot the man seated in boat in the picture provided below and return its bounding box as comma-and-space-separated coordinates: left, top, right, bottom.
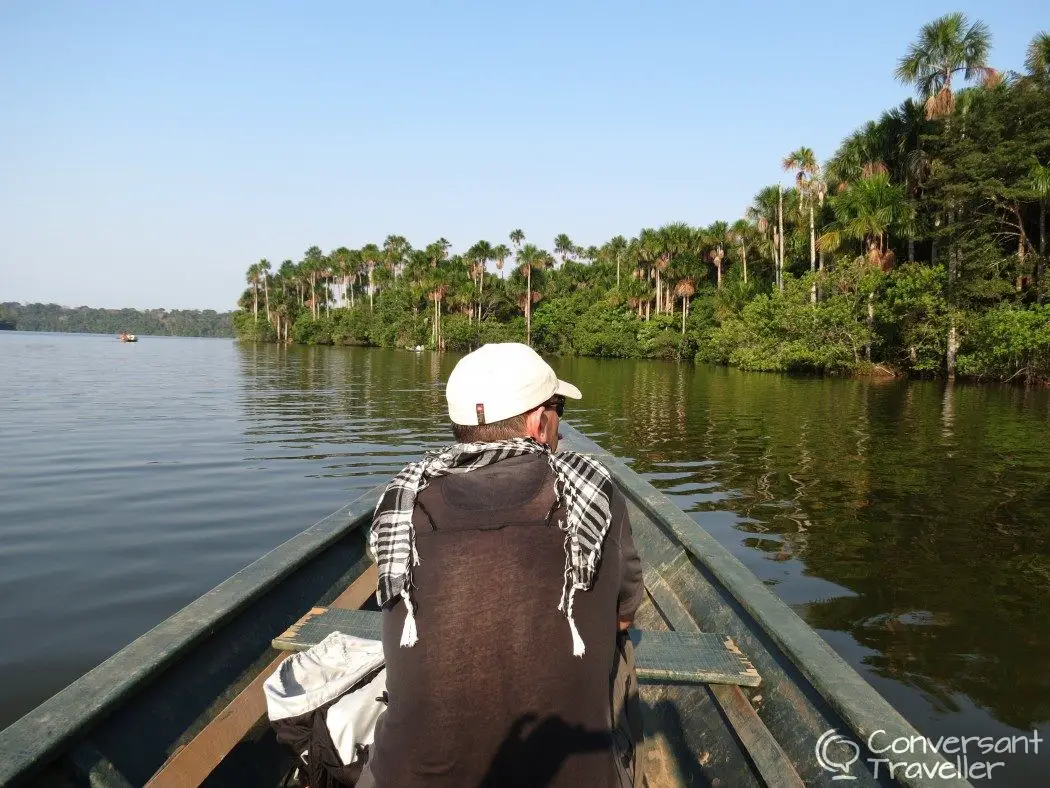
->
361, 342, 644, 787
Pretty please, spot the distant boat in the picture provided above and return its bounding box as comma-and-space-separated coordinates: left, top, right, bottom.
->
119, 333, 138, 343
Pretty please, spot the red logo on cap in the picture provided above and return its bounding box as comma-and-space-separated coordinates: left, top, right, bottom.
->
475, 403, 486, 425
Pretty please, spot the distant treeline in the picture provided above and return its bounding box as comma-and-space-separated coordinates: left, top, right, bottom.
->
0, 302, 235, 337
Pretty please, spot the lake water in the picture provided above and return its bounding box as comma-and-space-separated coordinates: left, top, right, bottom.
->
2, 332, 1049, 783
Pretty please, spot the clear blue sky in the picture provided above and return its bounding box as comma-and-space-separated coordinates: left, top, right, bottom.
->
0, 1, 1042, 310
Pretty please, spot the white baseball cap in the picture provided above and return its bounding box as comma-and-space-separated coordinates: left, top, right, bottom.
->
446, 343, 582, 426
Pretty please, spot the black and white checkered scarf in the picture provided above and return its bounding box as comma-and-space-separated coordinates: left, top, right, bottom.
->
369, 437, 615, 657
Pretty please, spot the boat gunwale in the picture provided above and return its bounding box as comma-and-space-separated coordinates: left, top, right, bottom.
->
0, 484, 385, 787
559, 424, 963, 788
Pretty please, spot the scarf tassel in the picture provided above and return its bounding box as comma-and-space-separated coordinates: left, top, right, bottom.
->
400, 587, 419, 648
565, 586, 585, 658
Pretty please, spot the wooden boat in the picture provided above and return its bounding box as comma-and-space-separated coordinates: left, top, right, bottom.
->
0, 425, 964, 787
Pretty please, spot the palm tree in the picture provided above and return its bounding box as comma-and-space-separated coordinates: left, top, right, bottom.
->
245, 263, 261, 320
554, 233, 575, 267
623, 269, 653, 319
360, 243, 382, 312
1025, 31, 1050, 78
425, 238, 451, 268
730, 220, 752, 284
822, 171, 910, 361
658, 223, 694, 312
347, 249, 364, 308
509, 229, 525, 251
748, 186, 781, 284
258, 259, 272, 323
466, 240, 493, 320
383, 235, 410, 280
704, 221, 730, 290
604, 235, 628, 288
492, 243, 511, 280
637, 228, 660, 317
823, 171, 909, 260
327, 247, 350, 308
783, 147, 827, 302
879, 99, 933, 262
778, 184, 785, 291
515, 244, 548, 344
675, 279, 695, 334
895, 13, 992, 120
300, 247, 325, 319
896, 13, 991, 379
430, 283, 448, 349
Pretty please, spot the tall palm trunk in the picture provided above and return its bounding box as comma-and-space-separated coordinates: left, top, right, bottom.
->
526, 266, 532, 345
716, 261, 722, 289
1038, 199, 1046, 302
252, 284, 258, 320
946, 320, 958, 380
1016, 209, 1027, 291
368, 265, 374, 313
772, 228, 779, 288
740, 241, 748, 284
866, 293, 874, 361
946, 211, 957, 377
681, 297, 687, 334
263, 279, 270, 324
437, 298, 442, 350
778, 185, 785, 292
809, 203, 817, 304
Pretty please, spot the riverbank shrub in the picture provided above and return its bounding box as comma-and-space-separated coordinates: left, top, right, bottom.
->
700, 276, 873, 373
292, 313, 333, 345
232, 312, 275, 341
331, 307, 372, 345
571, 304, 642, 359
958, 305, 1050, 384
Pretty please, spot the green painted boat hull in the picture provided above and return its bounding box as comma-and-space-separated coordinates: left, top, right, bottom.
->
0, 425, 964, 787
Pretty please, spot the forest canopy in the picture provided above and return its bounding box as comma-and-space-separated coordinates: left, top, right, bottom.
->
235, 16, 1050, 384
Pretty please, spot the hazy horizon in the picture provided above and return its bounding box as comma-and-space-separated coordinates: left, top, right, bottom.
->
1, 1, 1042, 311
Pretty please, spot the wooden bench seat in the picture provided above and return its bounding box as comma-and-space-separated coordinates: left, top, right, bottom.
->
273, 607, 761, 688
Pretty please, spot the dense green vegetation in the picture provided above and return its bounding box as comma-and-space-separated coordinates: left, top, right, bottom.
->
2, 302, 234, 337
236, 16, 1050, 384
